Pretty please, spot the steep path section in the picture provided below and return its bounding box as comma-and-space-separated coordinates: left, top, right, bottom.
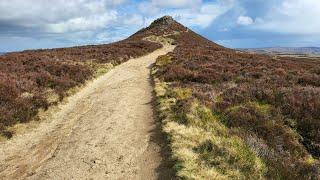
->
0, 43, 175, 180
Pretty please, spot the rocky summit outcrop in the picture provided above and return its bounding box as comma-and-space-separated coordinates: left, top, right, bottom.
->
149, 16, 174, 28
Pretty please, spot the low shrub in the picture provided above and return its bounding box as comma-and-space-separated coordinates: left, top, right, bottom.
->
153, 23, 320, 178
0, 31, 162, 137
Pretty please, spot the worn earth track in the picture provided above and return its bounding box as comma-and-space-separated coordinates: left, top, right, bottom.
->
0, 43, 175, 179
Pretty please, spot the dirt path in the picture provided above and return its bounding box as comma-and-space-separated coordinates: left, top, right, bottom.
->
0, 43, 175, 180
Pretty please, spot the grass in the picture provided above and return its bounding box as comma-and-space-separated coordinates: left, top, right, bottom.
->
153, 78, 267, 179
153, 51, 268, 178
93, 63, 114, 78
144, 35, 175, 45
155, 55, 173, 66
171, 87, 192, 100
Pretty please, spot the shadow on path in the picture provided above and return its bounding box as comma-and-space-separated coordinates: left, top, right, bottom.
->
147, 64, 177, 180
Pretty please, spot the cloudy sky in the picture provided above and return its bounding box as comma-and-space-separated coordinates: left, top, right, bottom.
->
0, 0, 319, 52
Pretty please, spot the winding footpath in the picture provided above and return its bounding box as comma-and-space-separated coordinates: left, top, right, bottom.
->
0, 43, 175, 180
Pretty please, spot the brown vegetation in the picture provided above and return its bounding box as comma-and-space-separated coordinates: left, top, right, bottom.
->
0, 34, 161, 137
152, 18, 320, 179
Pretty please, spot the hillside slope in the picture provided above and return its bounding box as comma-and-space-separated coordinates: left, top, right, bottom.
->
0, 35, 176, 179
0, 26, 162, 138
151, 17, 320, 179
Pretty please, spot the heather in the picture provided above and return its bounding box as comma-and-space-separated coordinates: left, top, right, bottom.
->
0, 35, 161, 137
153, 20, 320, 179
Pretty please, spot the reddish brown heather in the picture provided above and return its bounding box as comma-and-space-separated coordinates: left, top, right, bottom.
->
0, 33, 162, 137
154, 23, 320, 179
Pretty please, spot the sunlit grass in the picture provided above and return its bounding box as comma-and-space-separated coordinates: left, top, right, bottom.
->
153, 75, 267, 179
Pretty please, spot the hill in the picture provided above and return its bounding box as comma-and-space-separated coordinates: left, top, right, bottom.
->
0, 27, 162, 138
150, 16, 320, 179
0, 16, 319, 179
0, 30, 176, 179
241, 47, 320, 56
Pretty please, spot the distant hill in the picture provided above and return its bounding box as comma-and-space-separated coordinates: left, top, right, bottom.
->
241, 47, 320, 56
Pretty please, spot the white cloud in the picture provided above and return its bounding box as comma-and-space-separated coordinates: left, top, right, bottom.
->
122, 14, 144, 26
149, 0, 202, 8
254, 0, 320, 35
0, 0, 234, 43
95, 30, 128, 43
138, 0, 202, 15
0, 0, 126, 30
0, 0, 138, 50
45, 12, 118, 33
0, 0, 113, 23
139, 1, 234, 28
138, 2, 160, 15
176, 4, 227, 28
237, 16, 253, 26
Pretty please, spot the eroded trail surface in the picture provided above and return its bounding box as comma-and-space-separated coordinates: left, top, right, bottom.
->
0, 44, 175, 180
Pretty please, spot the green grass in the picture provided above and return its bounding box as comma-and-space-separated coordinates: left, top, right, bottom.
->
93, 63, 114, 78
171, 87, 193, 100
153, 77, 267, 179
156, 55, 173, 66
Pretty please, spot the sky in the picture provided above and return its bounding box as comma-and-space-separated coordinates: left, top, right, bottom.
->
0, 0, 320, 52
